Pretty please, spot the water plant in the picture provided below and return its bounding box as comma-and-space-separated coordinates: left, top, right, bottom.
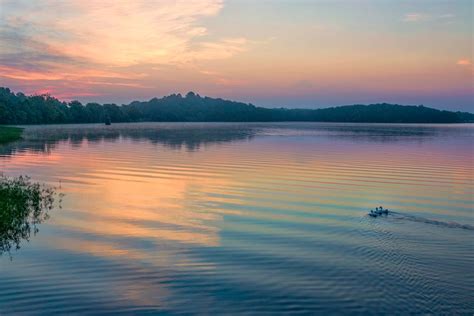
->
0, 175, 62, 256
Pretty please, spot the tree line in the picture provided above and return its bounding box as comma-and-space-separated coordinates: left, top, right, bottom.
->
0, 87, 472, 124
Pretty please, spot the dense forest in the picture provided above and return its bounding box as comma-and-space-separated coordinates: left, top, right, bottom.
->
0, 87, 472, 124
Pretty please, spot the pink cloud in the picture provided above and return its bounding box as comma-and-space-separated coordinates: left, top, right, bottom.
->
31, 88, 101, 101
456, 59, 472, 66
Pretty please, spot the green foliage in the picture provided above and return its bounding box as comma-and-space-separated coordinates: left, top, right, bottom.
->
0, 175, 62, 256
0, 126, 23, 144
0, 87, 470, 124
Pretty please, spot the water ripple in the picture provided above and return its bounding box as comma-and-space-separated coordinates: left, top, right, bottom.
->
0, 122, 473, 314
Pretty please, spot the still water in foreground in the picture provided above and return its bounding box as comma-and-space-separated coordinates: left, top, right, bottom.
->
0, 122, 473, 314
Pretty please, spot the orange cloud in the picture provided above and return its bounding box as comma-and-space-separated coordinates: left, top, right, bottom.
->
0, 66, 65, 81
456, 59, 471, 66
0, 65, 145, 81
19, 0, 246, 67
0, 0, 251, 100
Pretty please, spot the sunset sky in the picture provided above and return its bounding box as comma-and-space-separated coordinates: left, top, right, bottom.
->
0, 0, 472, 110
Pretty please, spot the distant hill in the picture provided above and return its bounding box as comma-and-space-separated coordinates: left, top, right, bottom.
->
0, 87, 472, 124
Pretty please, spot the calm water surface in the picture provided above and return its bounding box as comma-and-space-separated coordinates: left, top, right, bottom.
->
0, 123, 473, 314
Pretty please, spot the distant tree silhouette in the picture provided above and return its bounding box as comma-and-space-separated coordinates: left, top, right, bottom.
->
0, 87, 472, 124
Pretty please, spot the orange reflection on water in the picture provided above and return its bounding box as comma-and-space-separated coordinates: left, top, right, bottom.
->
30, 141, 245, 250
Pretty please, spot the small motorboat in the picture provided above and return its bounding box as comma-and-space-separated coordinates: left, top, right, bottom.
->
369, 206, 389, 217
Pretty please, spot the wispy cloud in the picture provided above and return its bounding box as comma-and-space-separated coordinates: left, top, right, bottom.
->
403, 12, 455, 22
0, 65, 145, 81
0, 0, 249, 98
181, 38, 249, 63
403, 13, 427, 22
439, 14, 456, 19
0, 0, 247, 67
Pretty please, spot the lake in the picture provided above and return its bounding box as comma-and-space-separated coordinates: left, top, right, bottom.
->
0, 122, 473, 314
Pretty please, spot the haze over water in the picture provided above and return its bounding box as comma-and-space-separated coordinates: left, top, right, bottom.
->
0, 123, 473, 314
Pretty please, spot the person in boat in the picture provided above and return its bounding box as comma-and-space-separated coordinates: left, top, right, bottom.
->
369, 206, 389, 217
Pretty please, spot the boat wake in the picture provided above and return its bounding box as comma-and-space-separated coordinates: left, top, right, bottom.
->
389, 211, 474, 231
368, 207, 474, 231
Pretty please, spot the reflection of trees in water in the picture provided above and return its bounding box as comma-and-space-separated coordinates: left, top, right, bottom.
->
322, 124, 441, 143
0, 123, 469, 157
0, 175, 61, 256
263, 123, 470, 143
267, 123, 472, 147
0, 124, 258, 156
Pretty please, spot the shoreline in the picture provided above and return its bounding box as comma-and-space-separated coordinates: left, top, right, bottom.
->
9, 121, 474, 127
